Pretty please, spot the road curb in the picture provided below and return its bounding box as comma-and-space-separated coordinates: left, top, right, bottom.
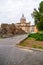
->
16, 45, 43, 52
16, 34, 43, 52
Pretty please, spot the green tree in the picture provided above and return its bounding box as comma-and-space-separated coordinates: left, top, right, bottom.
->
32, 1, 43, 30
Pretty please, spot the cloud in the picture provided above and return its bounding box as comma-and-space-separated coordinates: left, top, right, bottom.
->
0, 0, 42, 24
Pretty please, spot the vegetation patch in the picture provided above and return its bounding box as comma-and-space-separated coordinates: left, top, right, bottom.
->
0, 35, 4, 39
38, 46, 43, 49
28, 33, 43, 41
32, 44, 37, 48
18, 33, 43, 50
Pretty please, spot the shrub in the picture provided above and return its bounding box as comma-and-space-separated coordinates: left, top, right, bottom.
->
28, 33, 43, 41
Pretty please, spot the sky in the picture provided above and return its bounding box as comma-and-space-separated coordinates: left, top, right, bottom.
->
0, 0, 42, 25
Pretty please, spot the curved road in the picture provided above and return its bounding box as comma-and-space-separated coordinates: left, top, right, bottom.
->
0, 34, 43, 65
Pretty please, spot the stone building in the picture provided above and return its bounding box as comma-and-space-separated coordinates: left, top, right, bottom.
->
15, 14, 31, 33
0, 14, 38, 36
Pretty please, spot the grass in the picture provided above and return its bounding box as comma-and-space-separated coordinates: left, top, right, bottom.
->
38, 46, 43, 49
32, 44, 43, 49
18, 41, 43, 49
19, 42, 29, 47
18, 33, 43, 50
32, 44, 37, 48
28, 37, 33, 40
39, 30, 43, 34
0, 35, 3, 38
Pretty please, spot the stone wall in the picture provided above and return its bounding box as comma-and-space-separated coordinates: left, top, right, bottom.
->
0, 23, 26, 36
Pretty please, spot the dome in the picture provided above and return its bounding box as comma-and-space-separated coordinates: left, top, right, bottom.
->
20, 14, 26, 23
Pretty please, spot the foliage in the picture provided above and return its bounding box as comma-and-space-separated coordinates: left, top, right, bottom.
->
28, 33, 43, 41
32, 1, 43, 30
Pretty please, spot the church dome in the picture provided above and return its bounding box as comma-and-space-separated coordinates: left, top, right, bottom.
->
20, 14, 26, 23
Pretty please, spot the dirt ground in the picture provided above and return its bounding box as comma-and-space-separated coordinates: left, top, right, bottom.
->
20, 38, 43, 48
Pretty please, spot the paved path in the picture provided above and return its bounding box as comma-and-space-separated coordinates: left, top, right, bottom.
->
0, 34, 27, 45
0, 34, 43, 65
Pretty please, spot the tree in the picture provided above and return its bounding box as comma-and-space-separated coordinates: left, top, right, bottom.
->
32, 1, 43, 30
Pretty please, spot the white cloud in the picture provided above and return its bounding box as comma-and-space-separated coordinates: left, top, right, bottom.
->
0, 0, 42, 24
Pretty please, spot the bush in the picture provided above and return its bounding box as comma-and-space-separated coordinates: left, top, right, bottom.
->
28, 33, 43, 41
